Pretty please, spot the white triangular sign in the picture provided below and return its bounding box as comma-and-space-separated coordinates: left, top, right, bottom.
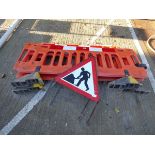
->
55, 57, 100, 102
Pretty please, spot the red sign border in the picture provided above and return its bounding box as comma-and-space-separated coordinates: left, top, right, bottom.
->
55, 57, 100, 102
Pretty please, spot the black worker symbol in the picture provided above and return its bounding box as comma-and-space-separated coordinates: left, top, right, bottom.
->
63, 67, 91, 91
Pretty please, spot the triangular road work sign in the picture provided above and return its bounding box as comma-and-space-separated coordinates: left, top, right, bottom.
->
55, 57, 100, 102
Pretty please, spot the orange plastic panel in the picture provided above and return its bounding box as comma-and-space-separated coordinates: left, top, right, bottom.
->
14, 43, 147, 81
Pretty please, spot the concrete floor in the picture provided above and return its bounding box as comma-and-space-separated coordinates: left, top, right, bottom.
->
0, 19, 155, 134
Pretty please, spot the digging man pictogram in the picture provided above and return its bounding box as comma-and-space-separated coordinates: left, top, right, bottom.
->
76, 67, 91, 91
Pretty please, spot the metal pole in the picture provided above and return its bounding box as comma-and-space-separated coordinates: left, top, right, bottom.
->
86, 101, 99, 125
0, 19, 22, 48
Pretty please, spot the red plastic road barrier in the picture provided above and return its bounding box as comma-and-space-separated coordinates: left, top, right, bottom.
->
14, 43, 147, 81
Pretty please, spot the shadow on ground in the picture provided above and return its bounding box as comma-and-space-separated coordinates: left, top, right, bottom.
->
29, 19, 148, 41
32, 20, 71, 33
109, 25, 148, 41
